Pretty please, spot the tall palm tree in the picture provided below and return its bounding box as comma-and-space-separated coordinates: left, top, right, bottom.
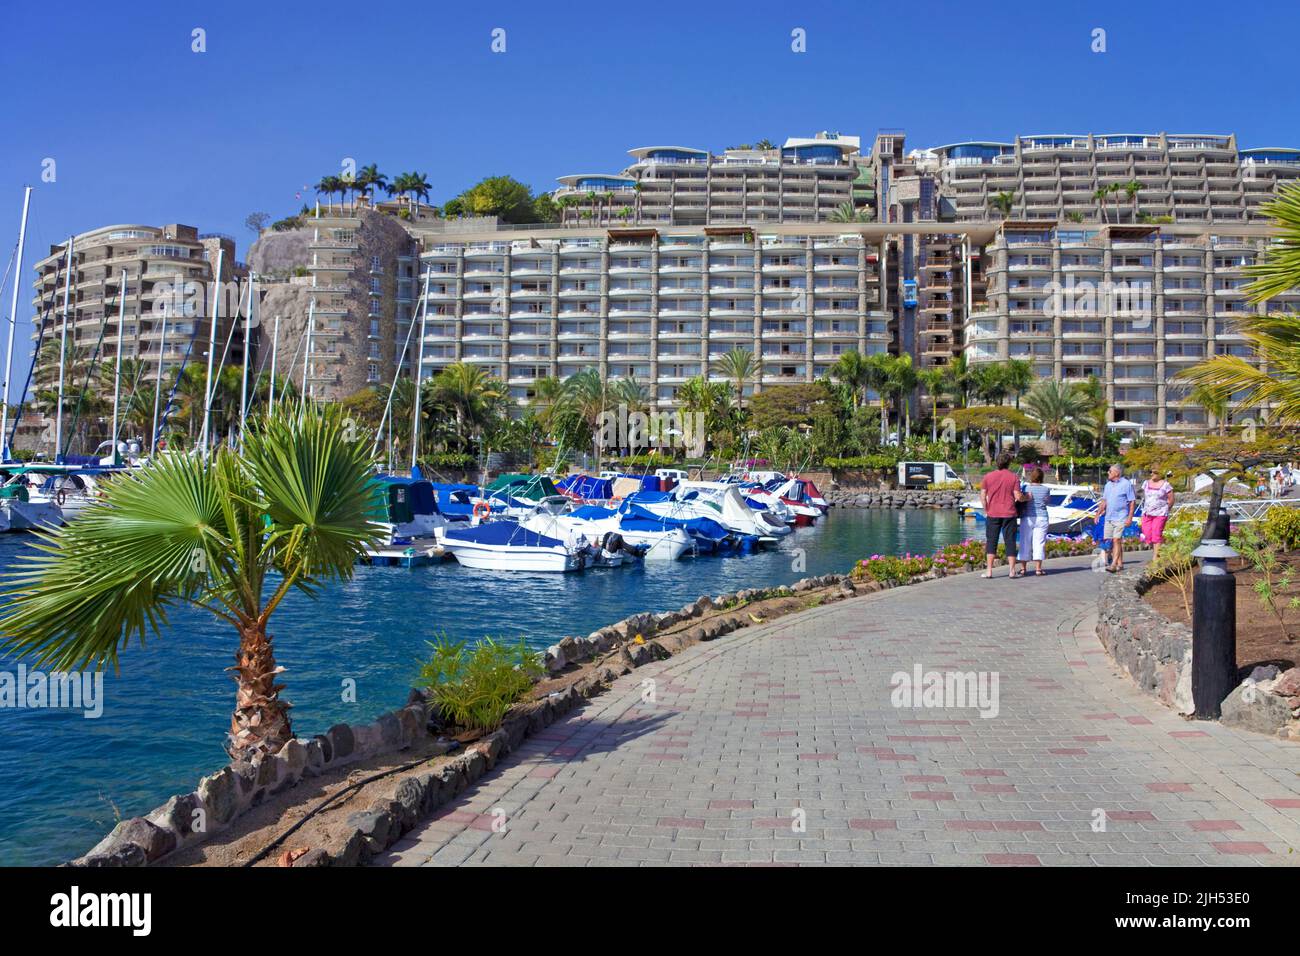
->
711, 347, 758, 413
1177, 183, 1300, 424
528, 375, 573, 442
355, 164, 388, 207
0, 403, 384, 758
917, 367, 949, 442
1092, 186, 1111, 224
1003, 358, 1035, 451
1122, 180, 1143, 221
944, 354, 972, 409
885, 353, 919, 439
430, 362, 504, 452
1021, 378, 1096, 444
830, 350, 871, 408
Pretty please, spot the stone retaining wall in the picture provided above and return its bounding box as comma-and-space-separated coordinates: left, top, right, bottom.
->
825, 488, 966, 510
1096, 571, 1300, 738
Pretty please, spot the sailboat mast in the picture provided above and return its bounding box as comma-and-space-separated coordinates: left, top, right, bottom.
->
268, 314, 279, 410
409, 272, 430, 471
53, 234, 76, 462
149, 278, 173, 457
302, 297, 315, 400
0, 186, 32, 461
239, 272, 254, 441
198, 248, 224, 457
110, 269, 126, 460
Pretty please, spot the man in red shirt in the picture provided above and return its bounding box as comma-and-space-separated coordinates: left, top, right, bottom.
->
980, 452, 1027, 578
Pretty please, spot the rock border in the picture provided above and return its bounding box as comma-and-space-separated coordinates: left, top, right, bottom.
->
1096, 570, 1300, 738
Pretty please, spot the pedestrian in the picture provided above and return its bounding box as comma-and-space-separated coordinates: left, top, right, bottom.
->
1092, 464, 1136, 573
1140, 467, 1175, 560
1017, 466, 1051, 576
980, 451, 1027, 579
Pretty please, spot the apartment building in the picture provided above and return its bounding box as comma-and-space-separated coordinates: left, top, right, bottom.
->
966, 221, 1300, 433
553, 132, 864, 227
20, 224, 245, 452
933, 133, 1300, 224
417, 224, 900, 406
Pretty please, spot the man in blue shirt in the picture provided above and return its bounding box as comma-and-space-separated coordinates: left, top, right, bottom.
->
1093, 464, 1136, 572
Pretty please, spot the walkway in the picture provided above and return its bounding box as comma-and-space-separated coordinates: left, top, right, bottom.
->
378, 555, 1300, 866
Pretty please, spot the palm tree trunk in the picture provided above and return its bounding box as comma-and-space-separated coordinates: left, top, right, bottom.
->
228, 621, 293, 758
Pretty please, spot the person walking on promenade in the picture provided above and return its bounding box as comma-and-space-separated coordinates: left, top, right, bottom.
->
1093, 463, 1136, 573
1140, 467, 1175, 561
1017, 466, 1051, 576
980, 451, 1026, 579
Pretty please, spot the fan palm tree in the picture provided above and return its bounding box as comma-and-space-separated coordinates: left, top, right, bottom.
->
527, 375, 573, 442
0, 403, 384, 758
1003, 358, 1035, 451
828, 201, 870, 223
1021, 378, 1096, 444
1176, 183, 1300, 424
430, 362, 504, 452
711, 347, 757, 413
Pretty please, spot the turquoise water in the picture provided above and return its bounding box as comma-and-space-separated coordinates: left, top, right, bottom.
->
0, 508, 965, 866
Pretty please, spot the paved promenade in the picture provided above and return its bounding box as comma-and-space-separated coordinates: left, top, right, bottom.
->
379, 556, 1300, 866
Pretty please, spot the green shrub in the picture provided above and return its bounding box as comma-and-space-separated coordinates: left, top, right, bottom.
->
825, 454, 897, 470
927, 480, 965, 491
1262, 505, 1300, 551
418, 635, 543, 732
420, 452, 475, 470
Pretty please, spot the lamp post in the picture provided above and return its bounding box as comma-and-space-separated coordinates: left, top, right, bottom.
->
1190, 509, 1238, 719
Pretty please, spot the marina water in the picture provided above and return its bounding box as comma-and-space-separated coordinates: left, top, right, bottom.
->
0, 508, 964, 865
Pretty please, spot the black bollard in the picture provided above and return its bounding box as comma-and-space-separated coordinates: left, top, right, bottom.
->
1190, 509, 1237, 720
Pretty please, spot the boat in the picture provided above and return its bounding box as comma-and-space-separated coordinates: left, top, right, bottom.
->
359, 475, 452, 566
524, 503, 691, 561
0, 464, 107, 531
436, 520, 586, 572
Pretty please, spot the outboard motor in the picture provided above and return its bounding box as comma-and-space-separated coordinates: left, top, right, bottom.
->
601, 531, 625, 553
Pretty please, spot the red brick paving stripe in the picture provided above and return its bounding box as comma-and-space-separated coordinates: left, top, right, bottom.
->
432, 809, 477, 824
909, 791, 956, 801
752, 818, 796, 829
995, 821, 1044, 831
708, 800, 754, 810
642, 752, 685, 760
657, 817, 706, 829
1145, 782, 1194, 793
1125, 716, 1154, 725
848, 819, 899, 830
1189, 820, 1243, 831
1107, 811, 1156, 821
1049, 748, 1089, 755
654, 740, 690, 748
1265, 798, 1300, 809
528, 766, 559, 779
772, 694, 801, 700
549, 746, 581, 757
985, 853, 1041, 866
1212, 842, 1272, 855
961, 769, 1008, 777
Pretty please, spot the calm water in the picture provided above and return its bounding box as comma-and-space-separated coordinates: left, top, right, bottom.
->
0, 508, 964, 865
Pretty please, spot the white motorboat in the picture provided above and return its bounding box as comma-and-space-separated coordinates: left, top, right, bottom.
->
0, 465, 106, 530
436, 521, 586, 572
520, 506, 688, 562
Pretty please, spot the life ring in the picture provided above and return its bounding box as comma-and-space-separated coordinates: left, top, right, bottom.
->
56, 489, 67, 507
472, 501, 491, 520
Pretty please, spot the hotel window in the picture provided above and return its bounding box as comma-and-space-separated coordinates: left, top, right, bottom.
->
370, 278, 382, 294
367, 362, 379, 382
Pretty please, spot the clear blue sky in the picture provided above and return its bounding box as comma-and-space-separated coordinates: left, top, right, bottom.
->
1, 0, 1297, 354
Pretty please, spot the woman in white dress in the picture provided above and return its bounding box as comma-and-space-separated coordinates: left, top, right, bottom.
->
1017, 467, 1052, 576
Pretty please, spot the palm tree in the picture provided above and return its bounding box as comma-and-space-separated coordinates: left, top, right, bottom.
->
430, 362, 504, 452
0, 403, 384, 758
711, 347, 757, 413
829, 201, 870, 223
1092, 186, 1111, 224
917, 367, 949, 442
1122, 180, 1143, 221
1021, 378, 1096, 444
944, 354, 972, 409
1003, 358, 1034, 451
885, 353, 918, 439
989, 191, 1016, 219
969, 362, 1009, 406
1176, 183, 1300, 424
316, 175, 344, 211
355, 164, 388, 207
408, 172, 431, 210
528, 375, 573, 442
1187, 383, 1230, 436
830, 350, 871, 408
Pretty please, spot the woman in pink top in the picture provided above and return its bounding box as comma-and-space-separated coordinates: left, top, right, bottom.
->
1140, 468, 1175, 559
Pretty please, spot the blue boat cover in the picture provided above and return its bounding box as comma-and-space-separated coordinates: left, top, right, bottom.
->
558, 475, 613, 500
640, 475, 661, 492
624, 490, 673, 504
571, 504, 616, 520
376, 475, 438, 515
443, 522, 564, 549
431, 482, 481, 516
621, 504, 729, 542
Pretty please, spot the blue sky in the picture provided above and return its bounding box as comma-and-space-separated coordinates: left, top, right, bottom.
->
1, 0, 1297, 354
